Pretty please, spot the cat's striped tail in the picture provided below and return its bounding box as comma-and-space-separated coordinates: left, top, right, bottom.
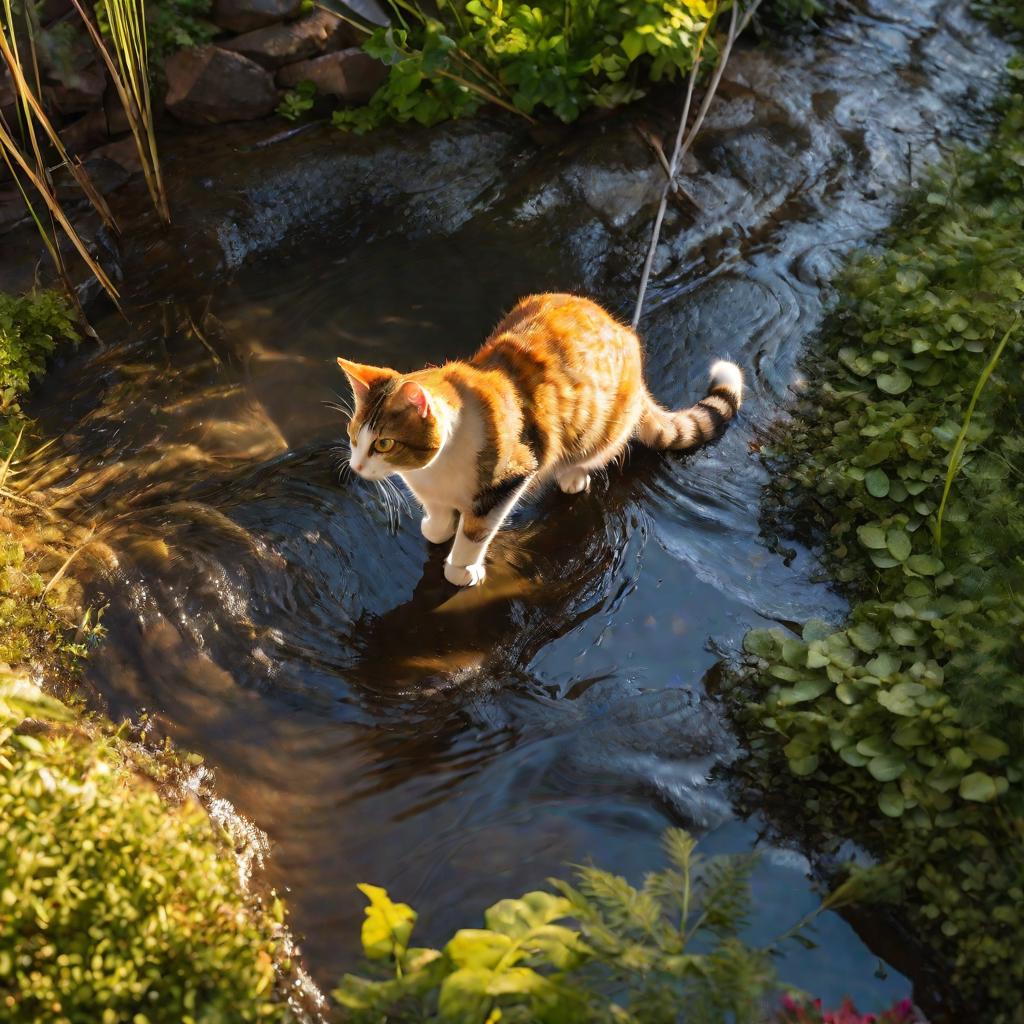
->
636, 360, 743, 451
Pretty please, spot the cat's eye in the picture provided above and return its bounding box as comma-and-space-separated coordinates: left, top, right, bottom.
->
373, 437, 396, 453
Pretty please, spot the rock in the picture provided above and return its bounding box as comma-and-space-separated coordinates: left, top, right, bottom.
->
91, 136, 143, 176
221, 10, 358, 70
104, 84, 132, 136
212, 0, 304, 34
276, 48, 386, 102
60, 107, 111, 154
44, 63, 106, 116
336, 0, 389, 26
165, 46, 279, 125
38, 0, 72, 23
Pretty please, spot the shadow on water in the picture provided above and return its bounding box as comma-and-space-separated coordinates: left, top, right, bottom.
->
22, 0, 1010, 1011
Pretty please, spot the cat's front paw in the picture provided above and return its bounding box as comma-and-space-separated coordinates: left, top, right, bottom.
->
445, 561, 486, 587
421, 512, 457, 544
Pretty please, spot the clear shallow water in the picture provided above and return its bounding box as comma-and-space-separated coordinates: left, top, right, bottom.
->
25, 0, 1008, 1012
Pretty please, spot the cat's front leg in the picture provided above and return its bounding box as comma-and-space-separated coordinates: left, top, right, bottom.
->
444, 476, 532, 587
420, 503, 458, 544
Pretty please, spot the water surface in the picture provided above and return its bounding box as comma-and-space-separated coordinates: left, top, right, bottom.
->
28, 0, 1008, 1011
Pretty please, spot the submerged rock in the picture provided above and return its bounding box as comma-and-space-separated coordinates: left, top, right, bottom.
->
276, 48, 386, 101
165, 46, 279, 125
212, 0, 304, 33
221, 10, 358, 70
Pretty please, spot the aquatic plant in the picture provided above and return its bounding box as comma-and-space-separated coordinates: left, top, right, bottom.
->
0, 670, 294, 1022
332, 0, 744, 131
336, 828, 888, 1023
0, 0, 122, 306
732, 62, 1024, 1021
73, 0, 171, 223
278, 79, 318, 120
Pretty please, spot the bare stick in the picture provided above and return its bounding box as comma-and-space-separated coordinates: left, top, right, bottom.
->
631, 0, 761, 329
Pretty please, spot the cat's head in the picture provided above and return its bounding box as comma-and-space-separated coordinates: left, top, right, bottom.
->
336, 358, 445, 479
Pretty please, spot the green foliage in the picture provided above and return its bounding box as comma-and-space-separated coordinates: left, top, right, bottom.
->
733, 80, 1024, 1019
94, 0, 215, 63
755, 0, 825, 25
971, 0, 1024, 38
334, 828, 794, 1023
333, 0, 724, 132
278, 79, 318, 121
0, 532, 103, 666
0, 669, 294, 1023
0, 290, 77, 450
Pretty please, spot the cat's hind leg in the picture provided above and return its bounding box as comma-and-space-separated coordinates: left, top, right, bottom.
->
555, 421, 636, 495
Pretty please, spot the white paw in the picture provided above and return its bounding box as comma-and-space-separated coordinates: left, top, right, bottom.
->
445, 561, 486, 587
421, 513, 456, 544
557, 467, 591, 494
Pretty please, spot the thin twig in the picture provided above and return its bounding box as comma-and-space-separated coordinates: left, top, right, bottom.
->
0, 425, 26, 491
41, 528, 96, 600
631, 0, 762, 329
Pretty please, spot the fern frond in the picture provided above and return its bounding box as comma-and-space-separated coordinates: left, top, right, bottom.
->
695, 854, 757, 939
574, 866, 663, 939
661, 828, 699, 878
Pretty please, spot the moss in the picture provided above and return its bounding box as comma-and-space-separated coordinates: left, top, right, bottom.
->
731, 62, 1024, 1020
0, 672, 293, 1023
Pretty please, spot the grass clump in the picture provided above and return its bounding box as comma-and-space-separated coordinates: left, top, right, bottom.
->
731, 68, 1024, 1019
94, 0, 216, 66
0, 670, 293, 1023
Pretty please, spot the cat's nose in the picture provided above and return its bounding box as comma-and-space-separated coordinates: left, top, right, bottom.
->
352, 461, 364, 473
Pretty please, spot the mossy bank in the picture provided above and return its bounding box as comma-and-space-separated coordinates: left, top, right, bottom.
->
731, 49, 1024, 1023
0, 293, 297, 1023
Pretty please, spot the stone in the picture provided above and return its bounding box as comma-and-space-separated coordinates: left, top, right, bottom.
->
60, 106, 111, 154
221, 10, 358, 70
90, 136, 143, 176
44, 63, 106, 116
37, 0, 72, 23
212, 0, 304, 34
165, 46, 278, 125
276, 48, 386, 102
336, 0, 389, 26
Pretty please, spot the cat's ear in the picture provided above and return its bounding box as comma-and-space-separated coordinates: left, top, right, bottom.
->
400, 380, 432, 419
336, 358, 394, 402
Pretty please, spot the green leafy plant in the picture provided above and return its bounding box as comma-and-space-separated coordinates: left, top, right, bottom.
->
334, 828, 887, 1023
95, 0, 215, 62
0, 670, 294, 1022
333, 0, 728, 132
278, 79, 318, 120
0, 290, 77, 433
731, 61, 1024, 1021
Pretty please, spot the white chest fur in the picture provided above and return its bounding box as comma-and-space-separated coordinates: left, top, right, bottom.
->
399, 401, 483, 513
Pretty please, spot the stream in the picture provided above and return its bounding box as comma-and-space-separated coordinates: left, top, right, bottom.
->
23, 0, 1009, 1012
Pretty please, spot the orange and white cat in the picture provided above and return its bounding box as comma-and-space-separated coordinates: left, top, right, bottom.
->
337, 293, 742, 587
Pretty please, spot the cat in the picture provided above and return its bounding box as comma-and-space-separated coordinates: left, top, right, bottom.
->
337, 293, 743, 587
